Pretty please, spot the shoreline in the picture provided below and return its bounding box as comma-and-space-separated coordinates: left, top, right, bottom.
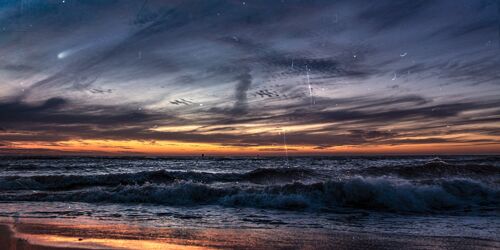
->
0, 218, 499, 250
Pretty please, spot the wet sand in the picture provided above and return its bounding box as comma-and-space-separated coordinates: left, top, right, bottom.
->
0, 218, 499, 250
0, 224, 87, 250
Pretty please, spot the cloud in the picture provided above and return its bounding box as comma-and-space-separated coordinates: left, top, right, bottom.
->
357, 0, 432, 30
0, 97, 172, 129
1, 93, 498, 149
232, 71, 252, 115
0, 0, 499, 153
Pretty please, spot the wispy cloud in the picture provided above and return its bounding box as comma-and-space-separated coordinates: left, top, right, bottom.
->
0, 0, 499, 154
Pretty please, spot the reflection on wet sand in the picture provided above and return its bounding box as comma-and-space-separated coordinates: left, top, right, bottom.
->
0, 217, 332, 249
17, 234, 213, 250
1, 222, 214, 249
1, 217, 499, 250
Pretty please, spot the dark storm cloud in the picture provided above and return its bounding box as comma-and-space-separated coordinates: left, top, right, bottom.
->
2, 94, 497, 149
0, 97, 67, 114
0, 97, 171, 128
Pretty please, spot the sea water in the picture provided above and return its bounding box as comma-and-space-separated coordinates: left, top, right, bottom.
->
0, 156, 498, 239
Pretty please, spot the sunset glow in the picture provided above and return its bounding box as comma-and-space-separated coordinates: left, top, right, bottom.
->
0, 1, 498, 156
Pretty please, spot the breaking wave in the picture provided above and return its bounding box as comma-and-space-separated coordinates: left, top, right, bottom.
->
1, 177, 498, 213
360, 158, 500, 178
0, 167, 316, 191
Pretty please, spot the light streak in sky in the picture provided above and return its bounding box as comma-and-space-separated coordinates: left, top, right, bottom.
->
57, 45, 87, 59
57, 50, 72, 59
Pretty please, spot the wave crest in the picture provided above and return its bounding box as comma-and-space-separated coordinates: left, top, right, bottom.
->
1, 177, 497, 213
360, 159, 500, 178
0, 167, 316, 191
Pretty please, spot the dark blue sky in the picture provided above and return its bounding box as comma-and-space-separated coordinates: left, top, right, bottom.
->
0, 0, 499, 154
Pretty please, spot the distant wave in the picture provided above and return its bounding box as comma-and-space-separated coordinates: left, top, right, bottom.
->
1, 177, 498, 213
0, 168, 316, 191
359, 158, 500, 178
242, 167, 316, 184
0, 170, 177, 191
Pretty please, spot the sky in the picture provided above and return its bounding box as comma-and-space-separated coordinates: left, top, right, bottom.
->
0, 0, 499, 156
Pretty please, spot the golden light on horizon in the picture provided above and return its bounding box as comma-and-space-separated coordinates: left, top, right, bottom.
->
5, 137, 499, 156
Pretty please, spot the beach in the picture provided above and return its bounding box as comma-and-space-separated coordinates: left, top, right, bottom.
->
1, 217, 500, 250
2, 0, 499, 248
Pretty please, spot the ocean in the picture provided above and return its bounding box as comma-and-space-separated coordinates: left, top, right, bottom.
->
0, 156, 499, 241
